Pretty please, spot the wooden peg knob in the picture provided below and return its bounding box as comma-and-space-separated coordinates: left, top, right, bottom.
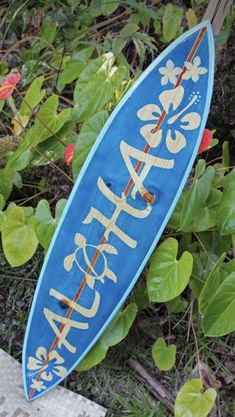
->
142, 191, 155, 205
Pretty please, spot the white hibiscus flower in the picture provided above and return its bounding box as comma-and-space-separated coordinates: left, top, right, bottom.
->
27, 346, 67, 382
137, 86, 201, 152
159, 59, 181, 86
183, 56, 207, 83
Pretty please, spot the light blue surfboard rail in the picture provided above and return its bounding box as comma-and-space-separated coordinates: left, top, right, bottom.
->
23, 21, 214, 400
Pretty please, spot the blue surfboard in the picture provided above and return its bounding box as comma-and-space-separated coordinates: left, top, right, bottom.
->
23, 21, 214, 400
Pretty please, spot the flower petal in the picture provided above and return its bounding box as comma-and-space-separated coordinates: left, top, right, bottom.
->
159, 67, 167, 75
137, 104, 161, 121
198, 67, 207, 75
193, 56, 201, 67
184, 61, 192, 70
49, 350, 65, 365
36, 346, 47, 361
64, 143, 75, 165
192, 73, 199, 83
0, 72, 21, 100
41, 371, 53, 381
159, 86, 184, 114
180, 112, 201, 130
166, 129, 186, 154
1, 72, 21, 87
198, 129, 213, 153
27, 357, 42, 371
140, 125, 162, 148
53, 365, 67, 378
166, 59, 174, 69
161, 74, 168, 85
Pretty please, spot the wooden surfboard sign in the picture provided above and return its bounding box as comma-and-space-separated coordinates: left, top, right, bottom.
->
23, 21, 214, 400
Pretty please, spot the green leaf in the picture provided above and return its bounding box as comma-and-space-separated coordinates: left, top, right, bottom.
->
74, 53, 128, 121
162, 4, 183, 43
131, 282, 150, 310
72, 110, 109, 178
147, 238, 193, 302
41, 17, 57, 44
58, 47, 94, 91
217, 169, 235, 235
90, 0, 119, 16
168, 296, 188, 313
180, 166, 215, 232
0, 100, 5, 112
184, 188, 222, 232
19, 76, 46, 117
190, 252, 217, 300
167, 193, 185, 230
222, 141, 230, 169
34, 199, 67, 250
78, 343, 108, 371
202, 271, 235, 337
132, 36, 145, 64
0, 167, 15, 200
196, 230, 231, 257
2, 207, 38, 267
0, 194, 4, 210
199, 253, 227, 314
101, 303, 137, 347
174, 379, 216, 417
186, 8, 198, 28
215, 9, 235, 48
74, 54, 113, 99
120, 23, 139, 37
152, 337, 176, 371
27, 95, 71, 144
8, 96, 71, 167
78, 303, 137, 370
29, 132, 72, 166
112, 37, 127, 55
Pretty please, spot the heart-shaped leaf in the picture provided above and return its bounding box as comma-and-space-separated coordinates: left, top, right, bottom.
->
174, 379, 216, 417
162, 4, 183, 43
147, 238, 193, 302
34, 199, 67, 250
152, 337, 176, 371
202, 271, 235, 337
74, 53, 128, 121
2, 207, 38, 267
19, 76, 46, 118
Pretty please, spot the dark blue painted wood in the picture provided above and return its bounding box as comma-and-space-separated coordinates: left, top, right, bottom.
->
23, 21, 214, 400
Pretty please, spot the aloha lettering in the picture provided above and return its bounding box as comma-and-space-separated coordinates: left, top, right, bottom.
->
44, 85, 202, 353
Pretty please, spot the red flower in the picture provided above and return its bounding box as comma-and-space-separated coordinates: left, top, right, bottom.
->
0, 72, 21, 100
64, 144, 75, 165
198, 129, 213, 153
